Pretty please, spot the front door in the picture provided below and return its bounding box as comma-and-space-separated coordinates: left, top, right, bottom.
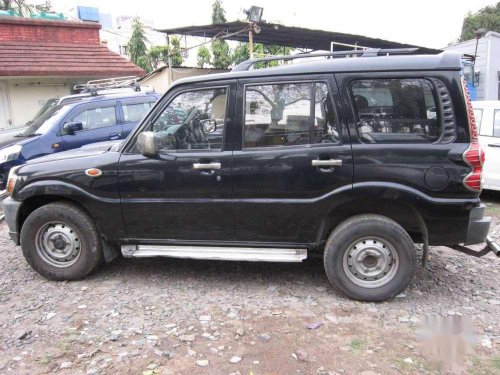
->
119, 82, 235, 241
231, 76, 353, 245
61, 101, 123, 150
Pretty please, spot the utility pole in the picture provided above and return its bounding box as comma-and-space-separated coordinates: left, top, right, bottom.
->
249, 26, 254, 59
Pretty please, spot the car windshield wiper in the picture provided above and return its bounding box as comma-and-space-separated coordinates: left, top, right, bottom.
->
15, 132, 41, 138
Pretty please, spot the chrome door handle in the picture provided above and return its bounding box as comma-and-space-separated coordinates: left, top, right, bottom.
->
312, 159, 342, 167
193, 162, 221, 170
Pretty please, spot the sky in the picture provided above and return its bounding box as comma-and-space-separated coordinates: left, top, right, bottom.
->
50, 0, 498, 48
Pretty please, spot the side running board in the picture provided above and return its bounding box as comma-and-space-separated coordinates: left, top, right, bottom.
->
121, 245, 307, 262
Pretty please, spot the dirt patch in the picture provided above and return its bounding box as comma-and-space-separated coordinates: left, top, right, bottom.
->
0, 197, 499, 374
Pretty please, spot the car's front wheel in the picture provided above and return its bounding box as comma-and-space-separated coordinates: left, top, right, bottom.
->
20, 202, 103, 280
324, 214, 416, 301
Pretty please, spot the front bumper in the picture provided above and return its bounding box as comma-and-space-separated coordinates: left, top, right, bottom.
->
2, 196, 21, 245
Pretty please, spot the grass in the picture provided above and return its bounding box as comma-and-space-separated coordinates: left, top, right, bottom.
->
349, 338, 367, 352
492, 356, 500, 370
38, 354, 53, 365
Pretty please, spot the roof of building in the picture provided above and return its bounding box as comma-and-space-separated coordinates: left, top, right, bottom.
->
0, 17, 145, 77
0, 41, 146, 77
169, 51, 462, 88
157, 21, 439, 53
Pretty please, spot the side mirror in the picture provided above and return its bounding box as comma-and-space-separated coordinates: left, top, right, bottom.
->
63, 122, 83, 135
201, 119, 217, 133
136, 131, 158, 157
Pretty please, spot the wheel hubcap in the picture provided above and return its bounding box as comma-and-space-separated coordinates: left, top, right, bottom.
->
35, 222, 81, 268
343, 237, 399, 288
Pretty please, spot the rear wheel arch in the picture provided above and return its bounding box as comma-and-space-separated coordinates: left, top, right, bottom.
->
319, 198, 427, 245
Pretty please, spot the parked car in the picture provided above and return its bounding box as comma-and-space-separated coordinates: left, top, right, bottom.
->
473, 100, 500, 191
0, 91, 160, 189
3, 49, 499, 301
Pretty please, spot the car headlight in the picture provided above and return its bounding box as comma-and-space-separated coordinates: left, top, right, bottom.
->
0, 144, 22, 163
6, 165, 21, 195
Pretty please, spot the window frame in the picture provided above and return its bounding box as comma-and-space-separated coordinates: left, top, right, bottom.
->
241, 78, 342, 151
494, 109, 500, 138
127, 85, 230, 154
348, 77, 442, 144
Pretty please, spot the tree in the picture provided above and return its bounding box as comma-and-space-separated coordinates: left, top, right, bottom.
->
211, 0, 226, 23
127, 18, 148, 69
459, 2, 500, 41
169, 36, 183, 67
1, 0, 52, 15
147, 46, 168, 70
232, 42, 250, 65
210, 0, 231, 69
197, 46, 211, 68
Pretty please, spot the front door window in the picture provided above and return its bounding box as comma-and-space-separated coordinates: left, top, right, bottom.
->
149, 87, 227, 151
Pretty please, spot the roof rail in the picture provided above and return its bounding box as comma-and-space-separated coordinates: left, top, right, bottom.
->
232, 48, 421, 72
73, 76, 141, 95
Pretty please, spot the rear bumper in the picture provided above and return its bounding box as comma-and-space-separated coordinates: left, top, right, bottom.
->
2, 196, 21, 245
464, 204, 490, 245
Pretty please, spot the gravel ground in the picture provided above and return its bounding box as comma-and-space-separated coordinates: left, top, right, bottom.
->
0, 195, 499, 375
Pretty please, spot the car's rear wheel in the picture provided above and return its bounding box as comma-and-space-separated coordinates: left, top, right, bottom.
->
20, 202, 103, 280
324, 214, 416, 301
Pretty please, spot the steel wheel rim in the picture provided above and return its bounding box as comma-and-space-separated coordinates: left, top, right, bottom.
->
342, 236, 399, 288
35, 222, 81, 268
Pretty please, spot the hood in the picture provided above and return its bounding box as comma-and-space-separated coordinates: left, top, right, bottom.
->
0, 126, 32, 149
26, 141, 118, 166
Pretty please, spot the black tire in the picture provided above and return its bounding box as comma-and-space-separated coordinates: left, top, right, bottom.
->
20, 202, 103, 281
324, 214, 416, 302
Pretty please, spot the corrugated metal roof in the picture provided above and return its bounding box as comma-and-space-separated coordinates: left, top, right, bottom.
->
157, 21, 439, 53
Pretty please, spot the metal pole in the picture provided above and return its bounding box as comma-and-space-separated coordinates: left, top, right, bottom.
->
249, 26, 254, 59
166, 34, 173, 86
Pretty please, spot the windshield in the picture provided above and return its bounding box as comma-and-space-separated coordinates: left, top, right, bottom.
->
28, 98, 58, 124
21, 105, 68, 136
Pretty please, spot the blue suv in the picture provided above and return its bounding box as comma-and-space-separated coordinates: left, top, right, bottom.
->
0, 91, 159, 189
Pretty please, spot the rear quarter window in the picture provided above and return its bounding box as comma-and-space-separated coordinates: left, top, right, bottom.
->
351, 79, 440, 144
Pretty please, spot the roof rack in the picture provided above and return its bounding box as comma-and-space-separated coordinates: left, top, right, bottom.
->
232, 48, 421, 72
73, 76, 141, 95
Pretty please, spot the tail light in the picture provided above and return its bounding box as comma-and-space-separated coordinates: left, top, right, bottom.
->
461, 77, 484, 192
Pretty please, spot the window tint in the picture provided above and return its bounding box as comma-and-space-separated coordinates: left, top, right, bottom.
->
494, 109, 500, 137
351, 79, 439, 144
70, 106, 117, 130
123, 102, 151, 123
150, 87, 227, 151
473, 108, 483, 134
244, 82, 339, 148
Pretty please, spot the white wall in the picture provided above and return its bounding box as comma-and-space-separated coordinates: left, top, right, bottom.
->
0, 77, 91, 129
141, 67, 229, 93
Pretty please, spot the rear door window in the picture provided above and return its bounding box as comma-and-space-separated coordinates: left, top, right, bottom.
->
243, 81, 340, 148
123, 102, 152, 123
351, 79, 439, 143
70, 106, 117, 130
473, 108, 483, 134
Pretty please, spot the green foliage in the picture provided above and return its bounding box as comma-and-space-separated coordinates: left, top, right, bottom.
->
232, 42, 250, 65
0, 0, 52, 15
169, 36, 183, 67
148, 45, 168, 70
136, 56, 150, 72
127, 18, 148, 69
211, 0, 226, 23
197, 46, 211, 68
211, 39, 232, 69
459, 2, 500, 41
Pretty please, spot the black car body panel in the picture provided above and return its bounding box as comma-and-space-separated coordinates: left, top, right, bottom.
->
3, 52, 491, 260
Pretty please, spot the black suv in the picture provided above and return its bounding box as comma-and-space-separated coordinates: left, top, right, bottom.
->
3, 49, 499, 301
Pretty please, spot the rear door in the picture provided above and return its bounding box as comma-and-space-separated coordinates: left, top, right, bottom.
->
61, 100, 123, 150
231, 75, 353, 245
119, 97, 157, 138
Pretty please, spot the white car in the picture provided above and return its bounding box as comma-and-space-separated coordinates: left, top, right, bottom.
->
473, 100, 500, 191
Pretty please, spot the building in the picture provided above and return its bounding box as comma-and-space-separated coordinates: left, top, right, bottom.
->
0, 16, 145, 129
444, 31, 500, 101
140, 66, 229, 93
